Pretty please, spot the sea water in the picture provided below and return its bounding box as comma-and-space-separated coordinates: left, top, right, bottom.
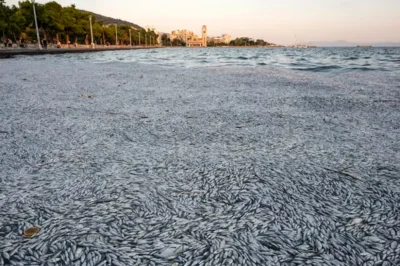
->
21, 47, 400, 73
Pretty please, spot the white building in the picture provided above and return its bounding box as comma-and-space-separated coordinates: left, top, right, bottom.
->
208, 34, 232, 44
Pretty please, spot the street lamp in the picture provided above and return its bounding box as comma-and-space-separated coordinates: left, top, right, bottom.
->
115, 24, 118, 47
145, 34, 147, 47
129, 29, 132, 47
89, 15, 94, 49
138, 32, 141, 46
31, 0, 42, 50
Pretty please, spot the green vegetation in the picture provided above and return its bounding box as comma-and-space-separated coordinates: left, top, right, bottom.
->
229, 37, 274, 47
79, 10, 142, 30
207, 37, 275, 47
207, 41, 225, 47
0, 0, 158, 45
160, 33, 186, 47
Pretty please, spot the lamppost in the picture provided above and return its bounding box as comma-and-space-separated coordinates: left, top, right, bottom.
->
145, 34, 147, 47
89, 15, 94, 49
102, 25, 105, 46
115, 24, 118, 47
138, 32, 141, 46
31, 0, 42, 50
129, 29, 132, 47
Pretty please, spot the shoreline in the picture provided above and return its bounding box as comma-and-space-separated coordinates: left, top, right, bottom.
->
0, 46, 161, 59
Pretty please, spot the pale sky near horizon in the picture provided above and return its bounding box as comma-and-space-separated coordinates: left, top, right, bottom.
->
6, 0, 400, 44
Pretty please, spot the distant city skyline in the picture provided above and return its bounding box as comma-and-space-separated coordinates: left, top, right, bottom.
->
7, 0, 400, 45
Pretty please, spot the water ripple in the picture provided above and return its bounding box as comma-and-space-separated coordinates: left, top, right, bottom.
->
16, 47, 400, 73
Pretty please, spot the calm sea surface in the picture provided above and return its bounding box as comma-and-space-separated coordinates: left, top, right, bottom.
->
24, 47, 400, 73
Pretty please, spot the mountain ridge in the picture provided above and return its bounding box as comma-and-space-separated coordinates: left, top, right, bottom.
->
80, 10, 143, 30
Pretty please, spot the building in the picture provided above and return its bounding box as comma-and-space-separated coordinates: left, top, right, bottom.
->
186, 26, 207, 47
208, 34, 232, 44
171, 25, 207, 47
171, 29, 193, 42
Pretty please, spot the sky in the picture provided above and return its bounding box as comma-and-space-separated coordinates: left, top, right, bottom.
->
7, 0, 400, 45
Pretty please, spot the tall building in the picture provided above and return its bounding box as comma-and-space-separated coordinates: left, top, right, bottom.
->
202, 25, 207, 46
171, 26, 207, 47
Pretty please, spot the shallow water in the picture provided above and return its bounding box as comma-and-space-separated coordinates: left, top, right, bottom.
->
17, 47, 400, 73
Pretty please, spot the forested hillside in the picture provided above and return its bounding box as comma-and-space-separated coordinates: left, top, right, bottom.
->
79, 10, 142, 30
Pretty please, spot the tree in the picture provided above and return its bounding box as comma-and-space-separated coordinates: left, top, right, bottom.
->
119, 24, 131, 45
18, 0, 49, 41
229, 37, 266, 47
139, 28, 148, 45
131, 28, 139, 45
62, 4, 80, 44
161, 33, 170, 46
172, 38, 185, 46
72, 10, 90, 44
17, 0, 34, 29
9, 8, 25, 41
0, 0, 10, 40
92, 20, 103, 44
234, 38, 243, 46
44, 1, 64, 42
146, 30, 158, 45
207, 40, 215, 47
103, 25, 115, 45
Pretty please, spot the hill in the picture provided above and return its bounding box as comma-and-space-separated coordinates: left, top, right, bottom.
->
80, 10, 143, 30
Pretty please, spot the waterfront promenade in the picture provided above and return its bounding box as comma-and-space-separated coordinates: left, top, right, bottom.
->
0, 45, 159, 58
